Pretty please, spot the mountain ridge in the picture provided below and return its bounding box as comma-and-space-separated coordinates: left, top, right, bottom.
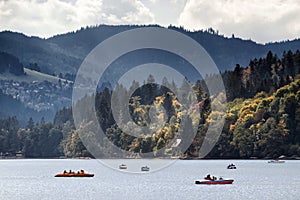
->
0, 25, 299, 77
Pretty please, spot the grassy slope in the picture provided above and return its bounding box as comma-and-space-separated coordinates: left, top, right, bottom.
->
0, 68, 72, 83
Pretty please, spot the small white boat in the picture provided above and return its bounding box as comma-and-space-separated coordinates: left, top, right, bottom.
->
141, 166, 150, 172
119, 164, 127, 169
268, 160, 285, 163
227, 164, 236, 169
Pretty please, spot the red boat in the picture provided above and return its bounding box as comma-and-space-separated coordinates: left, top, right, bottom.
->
195, 179, 234, 185
195, 174, 234, 184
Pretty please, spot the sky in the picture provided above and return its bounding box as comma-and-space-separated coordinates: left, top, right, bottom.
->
0, 0, 299, 44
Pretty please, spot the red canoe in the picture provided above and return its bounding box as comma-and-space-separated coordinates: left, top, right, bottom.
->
195, 179, 234, 185
55, 173, 94, 177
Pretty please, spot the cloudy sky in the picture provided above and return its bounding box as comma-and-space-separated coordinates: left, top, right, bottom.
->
0, 0, 299, 43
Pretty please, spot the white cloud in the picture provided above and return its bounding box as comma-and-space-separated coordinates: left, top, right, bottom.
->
0, 0, 154, 38
178, 0, 300, 43
103, 0, 154, 24
141, 0, 186, 26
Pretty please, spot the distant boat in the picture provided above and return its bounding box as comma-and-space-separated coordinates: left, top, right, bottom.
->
268, 160, 285, 163
119, 164, 127, 169
141, 166, 150, 172
227, 163, 236, 169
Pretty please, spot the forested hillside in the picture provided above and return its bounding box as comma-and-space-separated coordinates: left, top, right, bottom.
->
0, 51, 300, 159
208, 78, 300, 158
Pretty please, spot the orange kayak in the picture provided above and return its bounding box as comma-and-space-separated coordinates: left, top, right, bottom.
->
55, 173, 94, 177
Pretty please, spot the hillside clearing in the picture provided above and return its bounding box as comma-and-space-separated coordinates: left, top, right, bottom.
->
0, 68, 72, 84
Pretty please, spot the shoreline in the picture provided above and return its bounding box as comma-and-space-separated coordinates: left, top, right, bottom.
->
1, 156, 300, 160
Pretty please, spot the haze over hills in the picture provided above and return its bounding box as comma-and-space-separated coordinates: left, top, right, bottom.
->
0, 25, 299, 78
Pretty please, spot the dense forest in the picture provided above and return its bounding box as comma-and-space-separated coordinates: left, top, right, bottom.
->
1, 50, 300, 159
0, 51, 24, 76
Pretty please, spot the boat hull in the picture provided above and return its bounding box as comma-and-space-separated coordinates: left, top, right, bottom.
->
55, 173, 94, 177
119, 164, 127, 169
227, 166, 236, 169
195, 180, 234, 185
141, 167, 150, 171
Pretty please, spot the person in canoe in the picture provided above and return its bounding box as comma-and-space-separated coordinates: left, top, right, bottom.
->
63, 170, 67, 174
205, 174, 212, 180
80, 169, 84, 174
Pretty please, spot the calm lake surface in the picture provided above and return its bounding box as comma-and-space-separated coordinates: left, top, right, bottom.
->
0, 159, 299, 200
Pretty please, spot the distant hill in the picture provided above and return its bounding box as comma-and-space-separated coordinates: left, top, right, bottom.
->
0, 31, 81, 75
0, 25, 299, 77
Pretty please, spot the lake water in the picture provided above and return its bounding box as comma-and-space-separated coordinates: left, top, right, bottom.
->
0, 159, 299, 200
